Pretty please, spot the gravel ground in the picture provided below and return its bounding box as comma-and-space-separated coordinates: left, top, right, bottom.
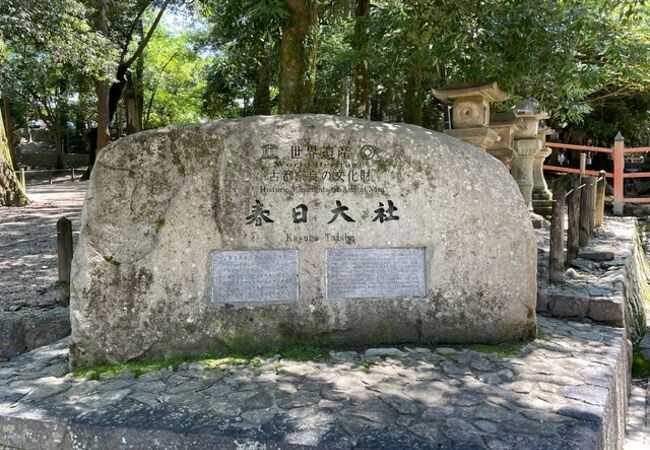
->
0, 178, 86, 312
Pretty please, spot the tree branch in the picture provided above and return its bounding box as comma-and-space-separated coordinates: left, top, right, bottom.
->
118, 0, 154, 64
123, 0, 170, 70
144, 48, 180, 126
583, 87, 634, 104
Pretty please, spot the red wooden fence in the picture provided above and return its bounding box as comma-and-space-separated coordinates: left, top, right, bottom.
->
542, 133, 650, 214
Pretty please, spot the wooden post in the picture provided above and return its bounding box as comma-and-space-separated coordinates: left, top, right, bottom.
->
567, 176, 580, 264
57, 217, 73, 305
549, 189, 566, 282
48, 171, 53, 184
70, 168, 74, 181
579, 176, 596, 246
579, 152, 587, 182
613, 132, 624, 215
595, 170, 606, 228
19, 167, 26, 192
587, 176, 596, 233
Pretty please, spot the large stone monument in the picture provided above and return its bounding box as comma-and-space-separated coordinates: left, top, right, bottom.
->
70, 115, 537, 367
432, 82, 507, 149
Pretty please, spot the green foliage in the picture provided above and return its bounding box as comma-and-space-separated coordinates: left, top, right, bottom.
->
0, 0, 117, 78
0, 0, 116, 153
142, 23, 209, 127
5, 0, 650, 143
457, 0, 650, 126
198, 0, 286, 117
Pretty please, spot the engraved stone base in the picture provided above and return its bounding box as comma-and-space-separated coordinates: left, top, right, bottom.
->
486, 148, 517, 169
511, 138, 542, 209
444, 127, 499, 150
532, 146, 552, 212
532, 199, 553, 218
531, 210, 550, 229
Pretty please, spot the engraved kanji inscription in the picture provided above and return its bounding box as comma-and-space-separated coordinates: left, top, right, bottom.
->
292, 204, 308, 223
328, 200, 355, 223
246, 200, 274, 226
372, 200, 400, 223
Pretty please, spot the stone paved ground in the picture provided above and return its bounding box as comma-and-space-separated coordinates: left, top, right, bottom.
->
0, 178, 86, 311
0, 317, 629, 449
0, 179, 86, 359
624, 326, 650, 450
624, 226, 650, 450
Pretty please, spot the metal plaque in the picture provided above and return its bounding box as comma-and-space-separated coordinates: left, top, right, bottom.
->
326, 248, 426, 300
211, 250, 299, 304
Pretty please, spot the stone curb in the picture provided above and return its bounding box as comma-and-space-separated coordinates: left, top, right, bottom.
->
0, 307, 70, 360
537, 217, 648, 342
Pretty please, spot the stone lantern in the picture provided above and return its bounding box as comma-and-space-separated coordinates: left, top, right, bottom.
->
511, 102, 549, 209
532, 127, 554, 216
432, 82, 508, 149
487, 111, 521, 170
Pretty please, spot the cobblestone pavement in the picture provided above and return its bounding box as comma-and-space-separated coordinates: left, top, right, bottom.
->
0, 317, 628, 449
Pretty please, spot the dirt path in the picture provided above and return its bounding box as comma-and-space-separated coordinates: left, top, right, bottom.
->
0, 178, 87, 312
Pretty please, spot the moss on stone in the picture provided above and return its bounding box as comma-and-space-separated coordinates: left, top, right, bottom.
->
102, 255, 120, 266
264, 345, 330, 361
465, 343, 525, 357
362, 360, 375, 374
155, 218, 166, 233
632, 345, 650, 379
73, 342, 330, 380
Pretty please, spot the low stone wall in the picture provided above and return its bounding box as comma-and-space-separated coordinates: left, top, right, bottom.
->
537, 216, 649, 343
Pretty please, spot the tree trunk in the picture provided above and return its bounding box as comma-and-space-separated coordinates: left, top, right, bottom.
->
0, 112, 28, 206
53, 128, 64, 170
85, 0, 167, 178
253, 55, 272, 115
340, 76, 350, 116
404, 62, 423, 125
2, 95, 17, 168
279, 0, 317, 114
96, 79, 111, 151
353, 0, 370, 119
84, 0, 111, 179
125, 19, 144, 134
125, 63, 144, 134
370, 91, 385, 121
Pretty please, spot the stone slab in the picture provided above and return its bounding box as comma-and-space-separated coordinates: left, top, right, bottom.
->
70, 115, 537, 367
211, 250, 299, 304
0, 317, 630, 449
326, 248, 426, 300
0, 308, 70, 360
